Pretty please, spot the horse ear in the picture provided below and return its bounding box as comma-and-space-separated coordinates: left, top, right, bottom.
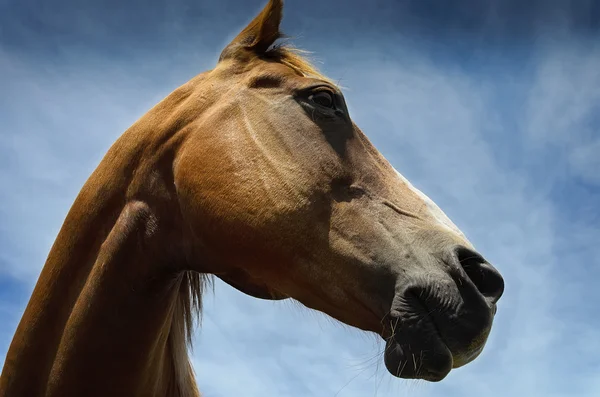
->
219, 0, 284, 61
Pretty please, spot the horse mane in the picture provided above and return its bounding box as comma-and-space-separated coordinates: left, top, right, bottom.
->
168, 271, 210, 397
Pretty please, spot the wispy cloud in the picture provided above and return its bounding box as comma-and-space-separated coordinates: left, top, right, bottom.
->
524, 39, 600, 187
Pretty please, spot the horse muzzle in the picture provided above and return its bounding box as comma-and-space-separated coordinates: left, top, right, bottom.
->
382, 246, 504, 381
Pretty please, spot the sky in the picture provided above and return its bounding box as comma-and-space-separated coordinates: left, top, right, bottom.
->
1, 0, 599, 396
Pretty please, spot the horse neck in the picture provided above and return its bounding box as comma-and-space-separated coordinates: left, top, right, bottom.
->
0, 99, 204, 396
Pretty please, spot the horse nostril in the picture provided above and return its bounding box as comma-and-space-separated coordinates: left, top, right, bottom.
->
455, 247, 504, 305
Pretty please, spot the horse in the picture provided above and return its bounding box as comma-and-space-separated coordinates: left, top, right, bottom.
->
0, 0, 504, 395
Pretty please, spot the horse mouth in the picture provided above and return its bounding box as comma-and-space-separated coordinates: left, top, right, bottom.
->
383, 316, 454, 381
381, 291, 494, 382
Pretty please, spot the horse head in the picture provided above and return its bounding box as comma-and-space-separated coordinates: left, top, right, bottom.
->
173, 0, 504, 381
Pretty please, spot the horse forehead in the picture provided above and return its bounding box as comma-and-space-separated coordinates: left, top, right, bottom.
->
392, 168, 467, 238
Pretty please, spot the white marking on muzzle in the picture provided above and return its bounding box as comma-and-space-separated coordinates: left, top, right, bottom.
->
393, 168, 467, 240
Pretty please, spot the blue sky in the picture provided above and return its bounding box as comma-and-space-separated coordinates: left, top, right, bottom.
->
1, 0, 599, 396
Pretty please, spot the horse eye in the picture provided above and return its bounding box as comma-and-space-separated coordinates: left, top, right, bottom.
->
309, 91, 335, 108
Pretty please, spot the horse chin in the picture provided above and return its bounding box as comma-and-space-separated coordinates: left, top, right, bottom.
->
216, 273, 288, 300
383, 329, 453, 382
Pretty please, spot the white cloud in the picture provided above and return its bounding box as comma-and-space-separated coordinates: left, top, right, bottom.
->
524, 39, 600, 186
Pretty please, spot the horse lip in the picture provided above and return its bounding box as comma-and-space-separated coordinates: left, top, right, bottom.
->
456, 344, 484, 366
383, 319, 453, 381
421, 297, 494, 369
383, 287, 494, 380
383, 295, 454, 381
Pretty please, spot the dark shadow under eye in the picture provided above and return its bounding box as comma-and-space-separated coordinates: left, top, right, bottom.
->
309, 91, 334, 108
